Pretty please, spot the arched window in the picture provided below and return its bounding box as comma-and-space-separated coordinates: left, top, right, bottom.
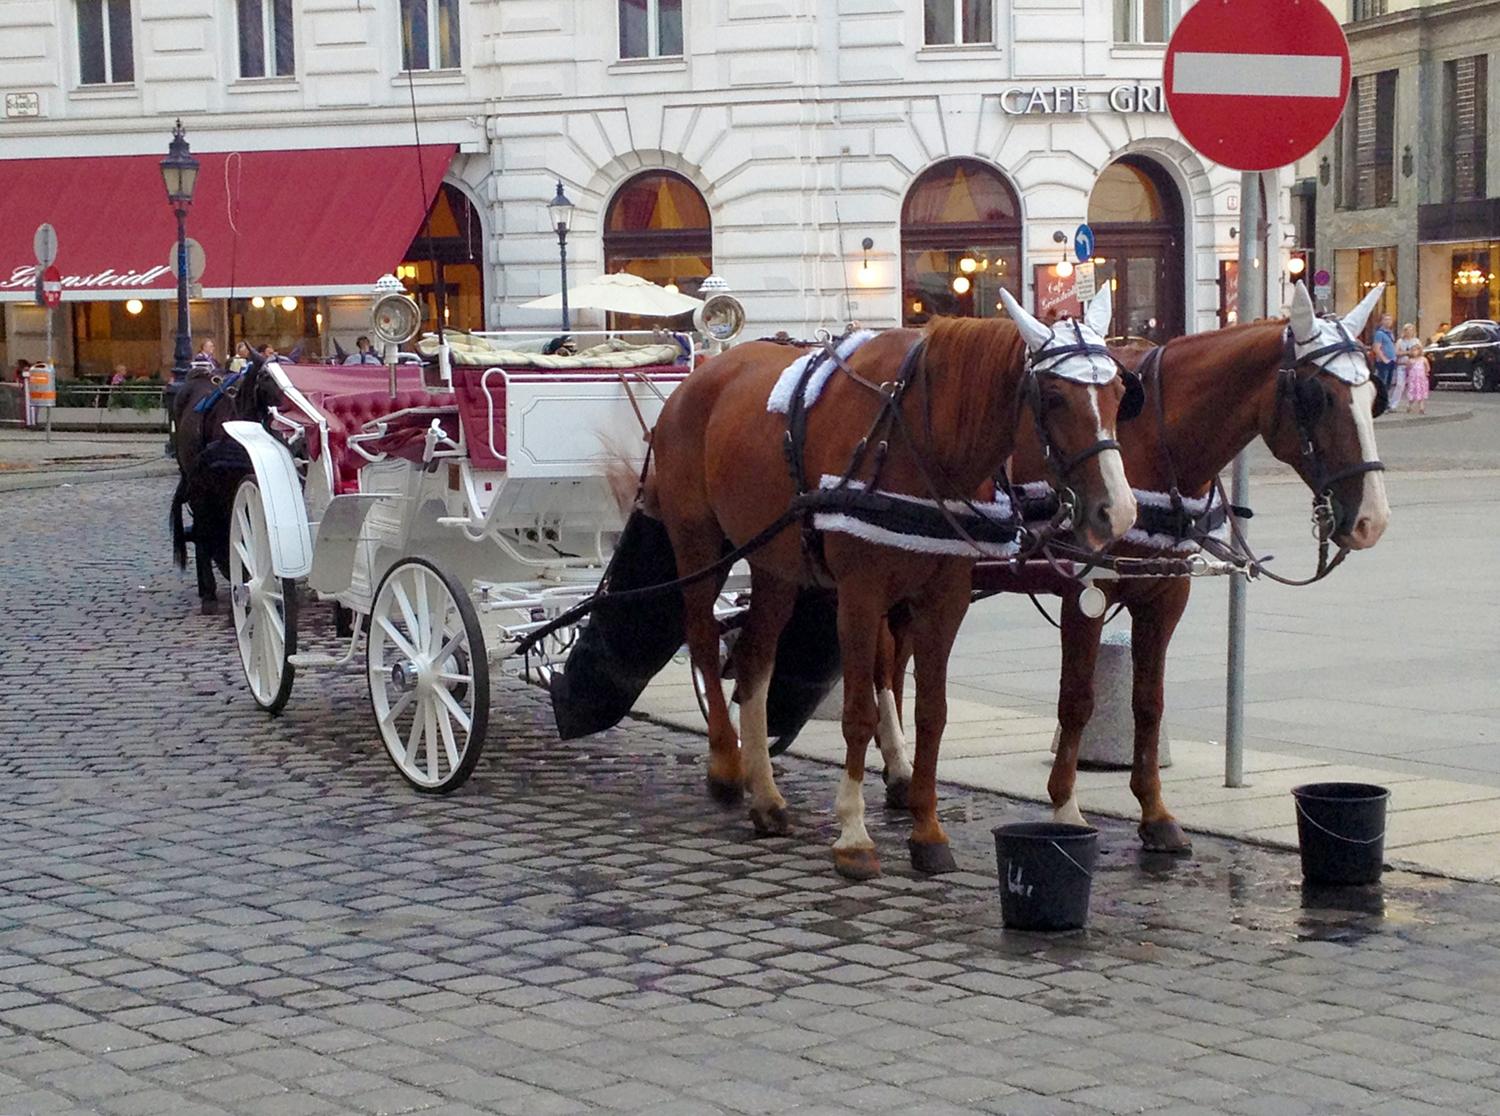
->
901, 159, 1021, 326
603, 171, 712, 297
398, 182, 485, 333
1087, 157, 1185, 341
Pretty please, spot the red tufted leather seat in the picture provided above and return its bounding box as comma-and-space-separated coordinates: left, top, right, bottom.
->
307, 389, 456, 493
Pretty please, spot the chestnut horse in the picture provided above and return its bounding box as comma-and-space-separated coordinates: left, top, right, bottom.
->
877, 281, 1391, 853
649, 288, 1136, 879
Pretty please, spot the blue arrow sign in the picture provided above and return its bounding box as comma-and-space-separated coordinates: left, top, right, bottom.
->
1073, 223, 1095, 264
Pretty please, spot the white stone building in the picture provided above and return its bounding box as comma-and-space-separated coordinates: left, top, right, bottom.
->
0, 0, 1271, 379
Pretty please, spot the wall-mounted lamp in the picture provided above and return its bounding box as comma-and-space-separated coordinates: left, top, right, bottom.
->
860, 236, 874, 283
1319, 156, 1331, 187
1050, 229, 1072, 277
1401, 145, 1414, 178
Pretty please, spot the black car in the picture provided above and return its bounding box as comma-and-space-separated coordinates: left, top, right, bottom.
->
1425, 320, 1500, 391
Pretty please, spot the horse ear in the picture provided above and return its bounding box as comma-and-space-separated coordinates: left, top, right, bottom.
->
998, 287, 1052, 351
1084, 285, 1113, 337
1289, 280, 1318, 342
1342, 282, 1385, 337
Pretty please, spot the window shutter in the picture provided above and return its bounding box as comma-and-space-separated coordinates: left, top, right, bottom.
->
1447, 56, 1488, 202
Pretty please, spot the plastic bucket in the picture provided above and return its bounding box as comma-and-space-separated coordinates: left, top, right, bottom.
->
1292, 782, 1389, 886
992, 822, 1098, 931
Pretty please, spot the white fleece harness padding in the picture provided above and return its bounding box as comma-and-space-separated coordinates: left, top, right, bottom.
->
766, 331, 878, 414
811, 476, 1021, 559
1125, 487, 1229, 553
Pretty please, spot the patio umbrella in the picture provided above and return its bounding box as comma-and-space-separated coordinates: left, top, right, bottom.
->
521, 272, 703, 318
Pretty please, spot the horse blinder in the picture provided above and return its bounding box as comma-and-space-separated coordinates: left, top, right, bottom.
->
1118, 370, 1145, 422
1293, 374, 1327, 427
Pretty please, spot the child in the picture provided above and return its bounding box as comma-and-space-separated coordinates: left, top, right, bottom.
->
1403, 342, 1430, 415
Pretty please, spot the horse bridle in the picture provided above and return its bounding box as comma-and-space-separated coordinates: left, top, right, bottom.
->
1022, 319, 1125, 481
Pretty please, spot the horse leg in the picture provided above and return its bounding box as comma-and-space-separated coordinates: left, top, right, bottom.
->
734, 568, 799, 837
194, 509, 219, 615
831, 586, 885, 880
1129, 585, 1193, 854
876, 610, 914, 810
1047, 590, 1105, 827
905, 566, 971, 875
670, 520, 743, 804
170, 479, 189, 570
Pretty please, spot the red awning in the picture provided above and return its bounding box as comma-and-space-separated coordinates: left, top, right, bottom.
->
0, 144, 456, 301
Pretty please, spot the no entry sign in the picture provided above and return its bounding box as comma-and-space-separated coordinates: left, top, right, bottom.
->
1164, 0, 1351, 171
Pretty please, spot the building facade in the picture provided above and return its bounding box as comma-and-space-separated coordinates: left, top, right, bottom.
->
1313, 0, 1499, 338
1, 0, 1269, 381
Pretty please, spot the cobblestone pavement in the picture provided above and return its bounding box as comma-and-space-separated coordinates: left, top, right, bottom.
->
4, 477, 1500, 1116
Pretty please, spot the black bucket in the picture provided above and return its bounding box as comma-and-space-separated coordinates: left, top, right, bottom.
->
992, 822, 1098, 932
1292, 782, 1389, 886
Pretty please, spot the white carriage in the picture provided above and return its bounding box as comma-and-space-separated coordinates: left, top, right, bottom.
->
221, 330, 697, 793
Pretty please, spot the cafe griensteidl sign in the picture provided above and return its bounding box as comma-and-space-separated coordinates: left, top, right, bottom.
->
1, 264, 173, 294
998, 83, 1165, 116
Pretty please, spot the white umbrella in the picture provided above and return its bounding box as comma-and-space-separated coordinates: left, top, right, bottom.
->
521, 272, 703, 317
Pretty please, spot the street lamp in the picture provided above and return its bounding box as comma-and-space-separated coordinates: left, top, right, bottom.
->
159, 119, 200, 387
547, 180, 575, 330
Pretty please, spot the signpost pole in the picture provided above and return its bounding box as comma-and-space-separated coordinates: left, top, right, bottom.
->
44, 301, 53, 443
1225, 170, 1265, 788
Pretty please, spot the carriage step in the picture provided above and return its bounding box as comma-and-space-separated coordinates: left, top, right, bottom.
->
288, 652, 342, 668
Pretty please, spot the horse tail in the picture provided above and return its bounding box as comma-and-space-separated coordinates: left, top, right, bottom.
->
602, 433, 658, 519
170, 479, 188, 569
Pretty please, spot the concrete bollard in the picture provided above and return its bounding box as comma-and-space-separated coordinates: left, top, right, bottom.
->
1050, 629, 1172, 770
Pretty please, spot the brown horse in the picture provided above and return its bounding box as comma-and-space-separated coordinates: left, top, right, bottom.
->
649, 288, 1136, 879
877, 281, 1391, 853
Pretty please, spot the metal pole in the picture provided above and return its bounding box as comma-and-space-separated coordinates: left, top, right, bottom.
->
44, 303, 53, 443
1225, 170, 1265, 788
558, 227, 570, 332
174, 207, 191, 382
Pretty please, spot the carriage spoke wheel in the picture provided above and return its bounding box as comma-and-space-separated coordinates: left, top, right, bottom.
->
229, 478, 298, 714
367, 558, 489, 794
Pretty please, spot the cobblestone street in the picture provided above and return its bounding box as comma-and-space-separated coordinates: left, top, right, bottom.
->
4, 477, 1500, 1116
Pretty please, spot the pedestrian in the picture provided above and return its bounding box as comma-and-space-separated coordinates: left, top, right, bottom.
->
1372, 313, 1397, 401
1392, 322, 1418, 412
109, 364, 128, 386
194, 337, 221, 370
228, 341, 252, 373
1403, 342, 1430, 415
1430, 321, 1451, 345
11, 358, 28, 384
342, 336, 382, 366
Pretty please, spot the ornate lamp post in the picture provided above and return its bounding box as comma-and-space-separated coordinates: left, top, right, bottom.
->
159, 120, 200, 387
547, 181, 575, 330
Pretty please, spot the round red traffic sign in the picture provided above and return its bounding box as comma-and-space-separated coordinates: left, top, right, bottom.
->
41, 264, 61, 308
1164, 0, 1351, 172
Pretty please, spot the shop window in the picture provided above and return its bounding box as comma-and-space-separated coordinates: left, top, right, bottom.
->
1335, 247, 1397, 335
604, 171, 712, 300
400, 0, 459, 71
1113, 0, 1167, 44
1449, 245, 1498, 324
230, 296, 324, 362
237, 0, 294, 79
1338, 70, 1396, 210
71, 300, 161, 379
1087, 157, 1184, 341
397, 184, 486, 335
619, 0, 683, 60
900, 159, 1020, 327
1445, 56, 1488, 203
77, 0, 133, 86
924, 0, 993, 46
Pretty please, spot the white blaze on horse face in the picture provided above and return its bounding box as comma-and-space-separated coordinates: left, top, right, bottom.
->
1087, 385, 1138, 541
1346, 380, 1390, 549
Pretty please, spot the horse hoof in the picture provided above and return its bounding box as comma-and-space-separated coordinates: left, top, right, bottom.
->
1140, 818, 1192, 855
749, 805, 792, 837
884, 778, 910, 811
707, 776, 744, 807
833, 847, 881, 880
200, 598, 219, 616
909, 840, 958, 875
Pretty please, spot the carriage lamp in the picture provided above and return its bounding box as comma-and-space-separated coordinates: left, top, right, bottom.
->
547, 180, 576, 330
160, 119, 200, 397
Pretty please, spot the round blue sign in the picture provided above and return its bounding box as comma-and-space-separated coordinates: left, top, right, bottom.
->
1073, 224, 1095, 263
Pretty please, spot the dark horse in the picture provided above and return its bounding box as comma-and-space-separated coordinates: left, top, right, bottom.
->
170, 357, 284, 613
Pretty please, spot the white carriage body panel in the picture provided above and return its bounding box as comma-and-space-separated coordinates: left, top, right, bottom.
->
222, 420, 314, 579
501, 374, 664, 480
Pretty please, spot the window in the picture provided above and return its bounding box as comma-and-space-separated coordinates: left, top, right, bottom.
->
900, 159, 1020, 326
77, 0, 133, 85
924, 0, 992, 46
400, 0, 459, 71
1445, 56, 1488, 203
1338, 70, 1396, 209
1350, 0, 1387, 21
619, 0, 682, 60
237, 0, 293, 79
1113, 0, 1167, 44
604, 171, 711, 299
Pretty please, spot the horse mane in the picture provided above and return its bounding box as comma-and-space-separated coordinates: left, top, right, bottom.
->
915, 317, 1027, 489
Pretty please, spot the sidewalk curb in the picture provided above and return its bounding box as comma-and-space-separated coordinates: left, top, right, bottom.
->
0, 457, 177, 492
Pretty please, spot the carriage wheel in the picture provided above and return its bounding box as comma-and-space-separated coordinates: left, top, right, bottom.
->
367, 558, 489, 794
229, 478, 298, 714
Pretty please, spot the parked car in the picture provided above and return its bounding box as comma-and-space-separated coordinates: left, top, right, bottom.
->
1425, 320, 1500, 392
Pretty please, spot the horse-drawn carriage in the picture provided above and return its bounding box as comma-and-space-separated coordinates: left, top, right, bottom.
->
218, 330, 716, 793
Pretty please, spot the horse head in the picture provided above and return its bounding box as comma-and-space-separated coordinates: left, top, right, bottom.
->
233, 353, 287, 426
1262, 281, 1390, 550
999, 286, 1137, 551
